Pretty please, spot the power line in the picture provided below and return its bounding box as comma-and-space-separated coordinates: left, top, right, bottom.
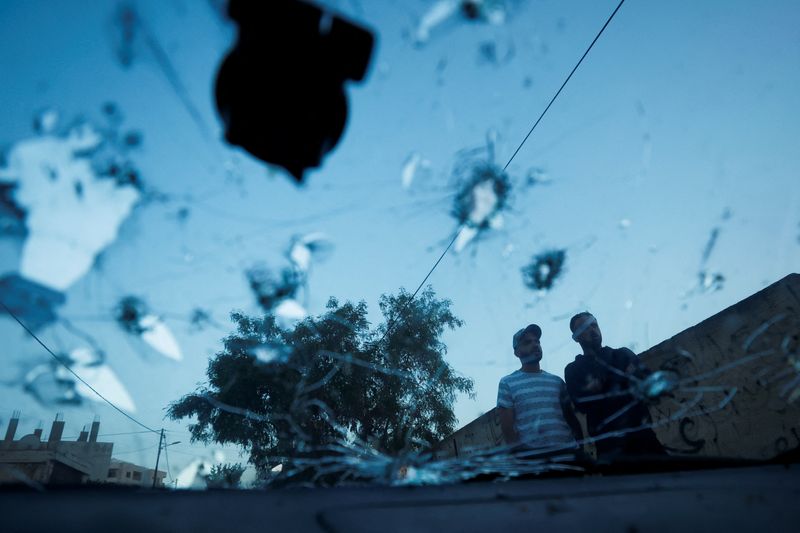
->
0, 299, 160, 435
503, 0, 627, 171
60, 430, 156, 440
378, 2, 628, 447
375, 229, 461, 345
409, 230, 462, 301
0, 0, 628, 459
98, 430, 157, 437
383, 0, 627, 337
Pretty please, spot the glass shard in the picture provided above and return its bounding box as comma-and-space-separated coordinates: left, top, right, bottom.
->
0, 115, 140, 291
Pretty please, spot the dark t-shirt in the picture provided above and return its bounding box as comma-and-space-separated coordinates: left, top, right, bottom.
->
564, 346, 665, 457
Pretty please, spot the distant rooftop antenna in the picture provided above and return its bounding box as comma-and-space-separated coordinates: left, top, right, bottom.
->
4, 411, 21, 441
89, 418, 101, 443
49, 414, 65, 443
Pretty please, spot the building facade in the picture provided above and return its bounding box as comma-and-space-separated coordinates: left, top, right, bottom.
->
106, 459, 166, 487
0, 414, 164, 487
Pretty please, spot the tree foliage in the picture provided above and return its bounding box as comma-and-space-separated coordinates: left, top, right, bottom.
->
205, 463, 246, 489
168, 287, 474, 480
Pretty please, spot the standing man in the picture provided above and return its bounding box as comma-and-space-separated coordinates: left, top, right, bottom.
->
565, 312, 665, 459
497, 324, 583, 453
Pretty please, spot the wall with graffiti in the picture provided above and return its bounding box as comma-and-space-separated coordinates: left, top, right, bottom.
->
437, 274, 800, 461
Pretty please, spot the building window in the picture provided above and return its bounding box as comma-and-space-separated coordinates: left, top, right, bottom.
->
126, 471, 131, 478
108, 469, 118, 478
133, 471, 142, 481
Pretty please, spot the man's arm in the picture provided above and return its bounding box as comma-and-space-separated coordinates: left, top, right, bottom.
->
496, 379, 518, 445
564, 363, 589, 414
619, 347, 651, 380
559, 381, 584, 441
497, 407, 518, 445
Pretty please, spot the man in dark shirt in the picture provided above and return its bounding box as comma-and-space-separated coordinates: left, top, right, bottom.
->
564, 312, 665, 459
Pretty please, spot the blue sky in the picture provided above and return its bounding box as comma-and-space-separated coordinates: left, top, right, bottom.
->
1, 0, 798, 480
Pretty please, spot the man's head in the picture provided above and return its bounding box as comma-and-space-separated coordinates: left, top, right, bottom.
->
513, 324, 543, 364
570, 312, 602, 351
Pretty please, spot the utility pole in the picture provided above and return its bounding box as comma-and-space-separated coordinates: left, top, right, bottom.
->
152, 428, 164, 489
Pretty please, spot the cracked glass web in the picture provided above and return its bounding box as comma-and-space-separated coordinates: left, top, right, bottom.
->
0, 0, 798, 491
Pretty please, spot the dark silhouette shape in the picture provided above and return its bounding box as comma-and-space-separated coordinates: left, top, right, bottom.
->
246, 266, 303, 313
521, 249, 566, 291
0, 183, 27, 236
215, 0, 374, 182
565, 312, 666, 459
114, 295, 150, 335
449, 157, 512, 252
169, 288, 473, 486
0, 274, 65, 332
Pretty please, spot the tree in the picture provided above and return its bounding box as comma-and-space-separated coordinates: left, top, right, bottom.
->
205, 463, 246, 489
168, 287, 474, 483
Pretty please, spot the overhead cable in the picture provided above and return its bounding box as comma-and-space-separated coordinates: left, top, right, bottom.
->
0, 300, 160, 435
384, 0, 627, 337
503, 0, 627, 170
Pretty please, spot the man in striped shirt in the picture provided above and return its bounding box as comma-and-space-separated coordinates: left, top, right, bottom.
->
497, 324, 583, 452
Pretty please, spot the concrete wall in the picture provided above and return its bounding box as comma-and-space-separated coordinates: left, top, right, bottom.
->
644, 273, 800, 460
0, 418, 114, 484
436, 273, 800, 461
56, 442, 114, 481
0, 442, 113, 482
107, 459, 166, 488
433, 409, 503, 459
434, 407, 594, 460
0, 458, 53, 485
0, 452, 89, 485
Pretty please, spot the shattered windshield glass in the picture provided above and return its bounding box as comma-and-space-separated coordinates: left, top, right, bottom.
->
0, 0, 799, 491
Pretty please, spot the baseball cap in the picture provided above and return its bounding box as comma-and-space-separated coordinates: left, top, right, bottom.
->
512, 324, 542, 349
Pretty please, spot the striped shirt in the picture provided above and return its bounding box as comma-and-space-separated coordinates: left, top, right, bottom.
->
497, 370, 576, 450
